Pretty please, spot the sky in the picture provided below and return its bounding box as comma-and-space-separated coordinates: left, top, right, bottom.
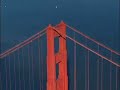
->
1, 0, 120, 53
0, 0, 120, 90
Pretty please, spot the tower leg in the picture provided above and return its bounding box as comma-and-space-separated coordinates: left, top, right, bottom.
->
46, 21, 68, 90
47, 25, 56, 90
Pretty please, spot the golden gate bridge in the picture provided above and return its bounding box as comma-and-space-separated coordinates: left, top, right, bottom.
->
0, 21, 120, 90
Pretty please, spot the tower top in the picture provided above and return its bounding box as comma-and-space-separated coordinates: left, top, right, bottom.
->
47, 24, 53, 30
60, 20, 66, 25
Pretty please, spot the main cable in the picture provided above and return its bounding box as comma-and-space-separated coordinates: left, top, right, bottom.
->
65, 34, 120, 67
0, 29, 46, 59
66, 24, 120, 56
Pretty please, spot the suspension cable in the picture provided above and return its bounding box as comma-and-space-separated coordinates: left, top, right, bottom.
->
74, 31, 76, 90
65, 35, 120, 67
87, 50, 90, 90
18, 49, 21, 90
85, 38, 87, 90
28, 44, 31, 90
31, 42, 35, 90
22, 48, 25, 90
110, 52, 112, 90
0, 69, 2, 90
97, 45, 100, 90
5, 57, 8, 90
41, 39, 43, 90
53, 27, 120, 67
66, 24, 120, 56
8, 56, 11, 90
38, 36, 41, 90
14, 52, 16, 90
0, 29, 46, 58
101, 58, 103, 90
116, 67, 118, 90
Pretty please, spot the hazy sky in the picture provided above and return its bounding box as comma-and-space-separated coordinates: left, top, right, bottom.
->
1, 0, 120, 52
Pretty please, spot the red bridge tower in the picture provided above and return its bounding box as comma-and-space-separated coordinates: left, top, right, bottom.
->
46, 21, 68, 90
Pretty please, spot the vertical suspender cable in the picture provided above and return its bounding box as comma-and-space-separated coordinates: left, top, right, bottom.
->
5, 57, 8, 90
97, 45, 100, 90
38, 37, 41, 90
85, 38, 87, 90
101, 58, 103, 90
41, 39, 43, 90
31, 42, 35, 90
74, 32, 76, 90
18, 49, 21, 90
110, 52, 112, 90
87, 50, 90, 90
22, 48, 25, 90
0, 68, 2, 90
14, 53, 16, 90
8, 56, 11, 90
28, 45, 31, 90
116, 67, 118, 90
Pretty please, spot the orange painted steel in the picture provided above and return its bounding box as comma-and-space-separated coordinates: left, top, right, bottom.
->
46, 21, 68, 90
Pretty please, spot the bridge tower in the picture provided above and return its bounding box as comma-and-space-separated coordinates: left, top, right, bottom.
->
46, 21, 68, 90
